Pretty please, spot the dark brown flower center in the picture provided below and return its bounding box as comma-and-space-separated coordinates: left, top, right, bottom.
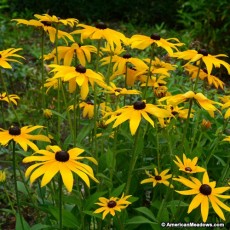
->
95, 22, 107, 30
199, 184, 212, 195
155, 175, 162, 181
198, 49, 208, 56
133, 101, 146, 110
115, 88, 122, 92
123, 53, 132, 59
150, 34, 161, 40
41, 21, 52, 26
0, 54, 2, 58
9, 125, 21, 135
55, 150, 69, 162
75, 64, 86, 73
107, 200, 117, 208
185, 167, 192, 172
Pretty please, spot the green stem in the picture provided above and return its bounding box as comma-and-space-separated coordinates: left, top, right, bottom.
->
58, 175, 63, 230
125, 127, 142, 194
192, 61, 202, 92
12, 141, 24, 230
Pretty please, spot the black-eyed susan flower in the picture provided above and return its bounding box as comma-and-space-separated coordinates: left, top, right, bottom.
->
46, 43, 97, 66
104, 82, 141, 96
174, 154, 206, 174
43, 109, 52, 119
80, 101, 95, 119
71, 22, 127, 50
101, 52, 148, 73
160, 91, 222, 117
12, 17, 74, 44
130, 33, 183, 55
144, 57, 176, 71
104, 100, 171, 135
141, 168, 173, 188
0, 48, 24, 69
0, 92, 20, 105
94, 193, 132, 219
185, 65, 225, 89
48, 64, 105, 99
173, 171, 230, 222
0, 125, 50, 151
172, 49, 230, 76
23, 145, 99, 192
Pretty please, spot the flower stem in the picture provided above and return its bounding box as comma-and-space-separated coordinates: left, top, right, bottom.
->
12, 140, 24, 230
58, 175, 63, 230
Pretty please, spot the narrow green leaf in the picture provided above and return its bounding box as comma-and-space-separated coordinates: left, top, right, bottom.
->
15, 213, 31, 230
125, 215, 156, 225
135, 207, 157, 222
110, 183, 126, 197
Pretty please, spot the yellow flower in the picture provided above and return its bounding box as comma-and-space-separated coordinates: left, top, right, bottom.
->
174, 154, 206, 174
160, 91, 221, 117
141, 168, 173, 188
0, 92, 20, 105
23, 145, 99, 192
104, 82, 141, 96
48, 64, 105, 99
12, 17, 74, 44
144, 57, 176, 71
104, 100, 171, 135
173, 171, 230, 222
220, 96, 230, 119
43, 109, 52, 119
71, 22, 127, 50
101, 53, 148, 73
94, 193, 132, 219
0, 170, 6, 182
130, 33, 183, 54
172, 49, 230, 76
201, 119, 212, 129
46, 43, 97, 66
44, 78, 59, 93
0, 125, 50, 151
80, 101, 95, 119
154, 86, 169, 98
0, 48, 24, 69
185, 64, 225, 89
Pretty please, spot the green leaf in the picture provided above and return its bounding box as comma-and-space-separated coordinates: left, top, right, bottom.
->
17, 181, 29, 196
50, 109, 66, 119
83, 210, 102, 219
135, 207, 157, 222
110, 183, 126, 197
106, 148, 116, 170
84, 191, 107, 210
76, 122, 94, 144
125, 216, 157, 225
15, 213, 31, 230
30, 224, 51, 230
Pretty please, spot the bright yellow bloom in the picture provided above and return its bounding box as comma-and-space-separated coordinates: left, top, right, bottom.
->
80, 101, 95, 119
174, 154, 206, 174
172, 49, 230, 76
48, 64, 105, 99
141, 168, 173, 188
71, 22, 127, 50
0, 125, 50, 151
130, 33, 183, 54
105, 100, 171, 135
0, 92, 20, 105
100, 42, 125, 56
23, 145, 98, 192
144, 57, 176, 71
44, 77, 59, 93
104, 82, 141, 96
160, 91, 222, 117
174, 172, 230, 222
0, 48, 24, 69
101, 53, 148, 73
154, 86, 169, 98
185, 64, 225, 89
46, 43, 97, 66
220, 96, 230, 119
43, 109, 52, 119
94, 193, 132, 219
12, 18, 74, 44
0, 170, 6, 182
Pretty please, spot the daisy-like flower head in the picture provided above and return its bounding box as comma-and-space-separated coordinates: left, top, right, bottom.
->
23, 145, 99, 192
71, 22, 127, 50
79, 101, 95, 119
12, 17, 74, 44
159, 91, 222, 118
0, 125, 50, 151
104, 100, 171, 135
104, 82, 141, 96
0, 92, 20, 105
0, 48, 24, 69
154, 86, 169, 98
141, 168, 173, 188
94, 193, 132, 219
172, 49, 230, 76
174, 154, 206, 174
43, 109, 52, 119
130, 33, 184, 55
101, 52, 148, 73
185, 65, 225, 90
0, 170, 6, 182
48, 64, 105, 99
173, 171, 230, 222
46, 43, 97, 66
